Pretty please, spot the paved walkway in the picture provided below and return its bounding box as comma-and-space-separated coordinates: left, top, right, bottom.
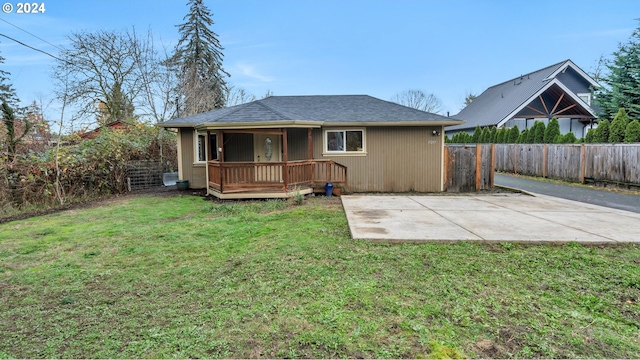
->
342, 194, 640, 243
495, 173, 640, 213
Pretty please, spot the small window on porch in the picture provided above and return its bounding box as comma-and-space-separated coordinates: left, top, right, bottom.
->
325, 129, 365, 153
209, 133, 218, 160
196, 133, 206, 162
196, 132, 218, 162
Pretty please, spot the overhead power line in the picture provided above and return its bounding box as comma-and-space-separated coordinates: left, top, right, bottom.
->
0, 17, 65, 51
0, 33, 65, 63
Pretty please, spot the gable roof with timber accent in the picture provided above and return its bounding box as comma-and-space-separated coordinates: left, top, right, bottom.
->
158, 95, 464, 128
447, 59, 599, 132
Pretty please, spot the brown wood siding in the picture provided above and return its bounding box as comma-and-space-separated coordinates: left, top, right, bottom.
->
313, 126, 443, 192
178, 128, 206, 189
224, 133, 254, 162
287, 128, 308, 160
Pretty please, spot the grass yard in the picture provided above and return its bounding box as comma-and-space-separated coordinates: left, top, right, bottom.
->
1, 193, 639, 358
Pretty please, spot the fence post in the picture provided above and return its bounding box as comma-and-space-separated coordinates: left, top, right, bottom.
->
513, 145, 518, 174
581, 143, 586, 184
476, 145, 482, 191
443, 145, 449, 191
542, 144, 547, 178
490, 144, 495, 187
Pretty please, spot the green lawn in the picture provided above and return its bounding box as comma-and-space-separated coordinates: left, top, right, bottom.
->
1, 193, 639, 358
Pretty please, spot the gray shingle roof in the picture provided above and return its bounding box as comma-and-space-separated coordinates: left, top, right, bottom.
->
447, 59, 596, 131
159, 95, 463, 127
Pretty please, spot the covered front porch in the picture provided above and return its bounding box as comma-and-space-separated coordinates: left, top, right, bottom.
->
202, 127, 347, 199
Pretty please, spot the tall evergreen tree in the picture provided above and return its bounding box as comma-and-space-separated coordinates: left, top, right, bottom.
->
172, 0, 230, 115
594, 21, 640, 120
0, 48, 19, 109
608, 107, 630, 143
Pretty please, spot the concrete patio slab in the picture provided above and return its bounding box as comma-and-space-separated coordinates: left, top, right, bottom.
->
341, 194, 640, 244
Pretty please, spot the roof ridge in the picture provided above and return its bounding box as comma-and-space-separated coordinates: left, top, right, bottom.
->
484, 60, 569, 90
215, 101, 258, 120
256, 98, 299, 119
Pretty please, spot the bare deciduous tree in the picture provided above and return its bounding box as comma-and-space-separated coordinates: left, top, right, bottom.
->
225, 85, 256, 107
53, 28, 150, 127
390, 89, 443, 114
134, 31, 179, 123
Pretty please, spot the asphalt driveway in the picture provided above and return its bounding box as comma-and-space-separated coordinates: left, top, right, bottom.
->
341, 194, 640, 244
495, 173, 640, 213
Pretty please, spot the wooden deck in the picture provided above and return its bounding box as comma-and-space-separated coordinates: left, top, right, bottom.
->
207, 159, 347, 198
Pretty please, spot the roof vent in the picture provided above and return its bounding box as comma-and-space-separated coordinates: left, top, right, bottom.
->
501, 93, 504, 98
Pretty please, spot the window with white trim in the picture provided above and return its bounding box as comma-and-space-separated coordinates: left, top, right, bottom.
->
196, 133, 207, 162
577, 93, 591, 106
195, 132, 218, 162
325, 129, 365, 153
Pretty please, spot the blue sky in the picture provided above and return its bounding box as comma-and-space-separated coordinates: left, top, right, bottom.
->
0, 0, 637, 121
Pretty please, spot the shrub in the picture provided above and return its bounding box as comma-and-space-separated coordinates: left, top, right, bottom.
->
471, 125, 482, 143
0, 122, 177, 214
490, 126, 497, 143
625, 120, 640, 142
593, 119, 610, 143
507, 125, 520, 143
495, 128, 505, 143
609, 108, 630, 143
561, 132, 578, 144
544, 117, 561, 143
518, 129, 529, 143
533, 121, 546, 143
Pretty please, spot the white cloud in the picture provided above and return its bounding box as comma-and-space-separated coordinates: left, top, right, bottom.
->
235, 62, 274, 82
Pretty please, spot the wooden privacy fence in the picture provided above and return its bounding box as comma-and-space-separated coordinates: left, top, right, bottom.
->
494, 144, 640, 185
444, 144, 495, 192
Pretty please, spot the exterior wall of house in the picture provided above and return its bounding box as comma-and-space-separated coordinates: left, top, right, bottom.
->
287, 128, 309, 161
178, 128, 206, 189
223, 133, 253, 161
556, 67, 592, 95
313, 126, 444, 192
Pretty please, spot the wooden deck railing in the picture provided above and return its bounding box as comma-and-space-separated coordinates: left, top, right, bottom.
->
208, 159, 346, 194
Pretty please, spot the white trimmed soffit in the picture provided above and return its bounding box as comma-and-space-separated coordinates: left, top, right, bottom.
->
544, 60, 601, 88
194, 120, 324, 130
496, 79, 597, 128
195, 120, 464, 130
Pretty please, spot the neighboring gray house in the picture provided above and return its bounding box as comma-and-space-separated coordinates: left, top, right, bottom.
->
446, 59, 600, 139
158, 95, 463, 198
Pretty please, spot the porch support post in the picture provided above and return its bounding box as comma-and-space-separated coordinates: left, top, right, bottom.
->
307, 128, 313, 159
282, 128, 289, 189
206, 130, 212, 161
218, 130, 224, 193
308, 128, 314, 183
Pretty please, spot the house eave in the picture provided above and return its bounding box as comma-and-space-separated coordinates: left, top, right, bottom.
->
496, 79, 597, 128
195, 120, 324, 130
325, 120, 464, 127
545, 60, 601, 88
157, 122, 198, 128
